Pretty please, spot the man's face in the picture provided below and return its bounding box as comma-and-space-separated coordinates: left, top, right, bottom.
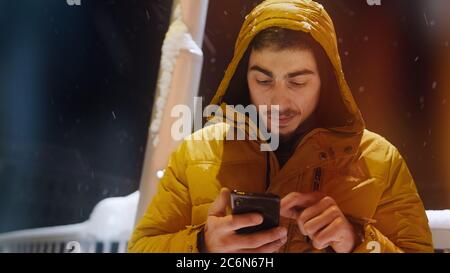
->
247, 47, 321, 139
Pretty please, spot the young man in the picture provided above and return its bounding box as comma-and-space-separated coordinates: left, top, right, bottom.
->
128, 0, 433, 253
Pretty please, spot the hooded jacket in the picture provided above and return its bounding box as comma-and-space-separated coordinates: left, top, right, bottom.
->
128, 0, 433, 253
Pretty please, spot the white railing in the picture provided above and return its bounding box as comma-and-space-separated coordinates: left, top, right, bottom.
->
0, 191, 139, 253
426, 210, 450, 252
136, 0, 209, 222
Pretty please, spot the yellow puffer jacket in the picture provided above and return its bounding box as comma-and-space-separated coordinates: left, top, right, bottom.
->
128, 0, 433, 253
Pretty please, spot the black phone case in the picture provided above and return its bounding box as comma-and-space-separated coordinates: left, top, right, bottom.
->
230, 190, 280, 234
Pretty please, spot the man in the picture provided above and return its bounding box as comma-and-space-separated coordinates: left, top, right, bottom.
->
128, 0, 433, 253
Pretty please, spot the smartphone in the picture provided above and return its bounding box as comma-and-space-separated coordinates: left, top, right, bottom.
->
230, 190, 280, 234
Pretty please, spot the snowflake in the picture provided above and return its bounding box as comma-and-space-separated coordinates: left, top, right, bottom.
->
300, 21, 312, 31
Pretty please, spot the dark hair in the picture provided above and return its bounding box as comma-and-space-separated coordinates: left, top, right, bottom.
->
251, 27, 315, 52
224, 27, 352, 129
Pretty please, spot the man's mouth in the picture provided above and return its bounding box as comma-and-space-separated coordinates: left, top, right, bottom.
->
267, 115, 296, 127
278, 115, 295, 127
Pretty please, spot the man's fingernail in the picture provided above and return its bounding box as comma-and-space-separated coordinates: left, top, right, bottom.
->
318, 243, 329, 249
280, 237, 287, 244
278, 228, 288, 237
254, 215, 263, 224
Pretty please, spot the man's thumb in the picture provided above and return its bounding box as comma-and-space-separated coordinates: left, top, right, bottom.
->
208, 188, 230, 217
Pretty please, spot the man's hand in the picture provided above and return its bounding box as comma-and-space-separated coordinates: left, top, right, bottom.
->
280, 192, 360, 253
204, 188, 288, 253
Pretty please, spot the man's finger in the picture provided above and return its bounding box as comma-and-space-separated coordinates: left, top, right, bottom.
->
280, 191, 326, 219
237, 237, 287, 253
311, 217, 345, 250
234, 226, 287, 249
299, 196, 336, 225
208, 188, 231, 217
299, 205, 341, 237
224, 213, 264, 232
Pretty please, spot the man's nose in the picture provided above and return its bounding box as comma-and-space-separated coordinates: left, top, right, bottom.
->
270, 82, 292, 111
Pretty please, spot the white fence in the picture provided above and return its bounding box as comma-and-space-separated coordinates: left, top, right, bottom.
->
0, 191, 139, 253
426, 210, 450, 252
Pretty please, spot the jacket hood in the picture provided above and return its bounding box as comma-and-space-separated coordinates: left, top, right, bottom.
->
209, 0, 365, 135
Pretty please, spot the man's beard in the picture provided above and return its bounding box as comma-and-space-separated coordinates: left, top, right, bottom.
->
279, 125, 302, 143
278, 111, 317, 143
263, 108, 301, 142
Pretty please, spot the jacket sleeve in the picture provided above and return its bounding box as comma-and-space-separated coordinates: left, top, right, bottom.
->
127, 142, 204, 253
353, 146, 434, 253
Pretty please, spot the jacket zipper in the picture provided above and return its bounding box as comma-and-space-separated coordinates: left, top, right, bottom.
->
282, 167, 323, 252
313, 167, 322, 191
283, 222, 294, 252
304, 167, 323, 247
265, 152, 271, 190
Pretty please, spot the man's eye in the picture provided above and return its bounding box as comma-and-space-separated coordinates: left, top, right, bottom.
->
256, 80, 272, 85
290, 82, 306, 87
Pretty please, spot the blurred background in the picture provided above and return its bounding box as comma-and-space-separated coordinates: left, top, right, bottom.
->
0, 0, 449, 237
0, 0, 173, 233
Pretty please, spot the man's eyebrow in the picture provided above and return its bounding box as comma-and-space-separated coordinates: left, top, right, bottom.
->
287, 69, 315, 78
249, 65, 273, 77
